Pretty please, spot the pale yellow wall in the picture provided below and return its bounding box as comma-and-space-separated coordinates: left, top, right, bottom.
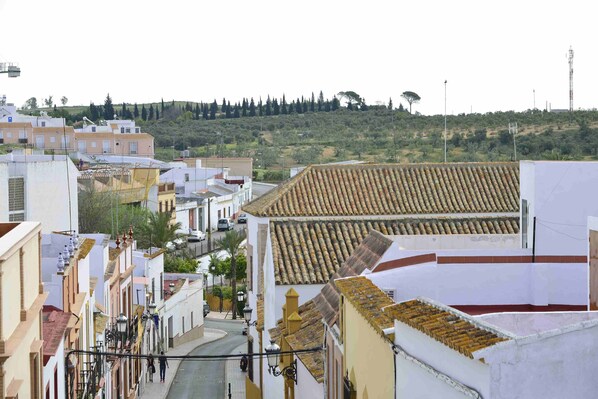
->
1, 254, 20, 339
2, 312, 41, 398
344, 301, 394, 399
22, 236, 40, 309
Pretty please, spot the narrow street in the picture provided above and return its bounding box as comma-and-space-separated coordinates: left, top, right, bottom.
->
166, 319, 245, 398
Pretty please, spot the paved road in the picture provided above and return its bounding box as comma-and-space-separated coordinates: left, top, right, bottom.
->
166, 319, 245, 399
185, 224, 247, 258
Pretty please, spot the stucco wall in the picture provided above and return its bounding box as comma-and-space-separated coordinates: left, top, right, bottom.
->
344, 301, 394, 399
367, 261, 587, 307
521, 161, 598, 256
394, 321, 490, 398
295, 358, 324, 399
485, 322, 598, 398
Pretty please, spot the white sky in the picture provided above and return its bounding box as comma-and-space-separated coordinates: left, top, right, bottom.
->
0, 0, 595, 115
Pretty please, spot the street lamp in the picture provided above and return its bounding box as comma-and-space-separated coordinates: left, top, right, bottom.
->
148, 302, 157, 312
242, 302, 257, 327
116, 313, 128, 334
265, 339, 297, 384
237, 290, 245, 304
0, 62, 20, 78
169, 282, 175, 293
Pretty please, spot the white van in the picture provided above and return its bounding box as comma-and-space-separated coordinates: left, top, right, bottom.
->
217, 218, 234, 231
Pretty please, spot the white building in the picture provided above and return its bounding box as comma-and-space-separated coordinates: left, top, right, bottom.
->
0, 154, 79, 233
161, 277, 204, 349
388, 298, 598, 399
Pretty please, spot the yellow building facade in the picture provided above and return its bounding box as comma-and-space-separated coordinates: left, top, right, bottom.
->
0, 222, 48, 399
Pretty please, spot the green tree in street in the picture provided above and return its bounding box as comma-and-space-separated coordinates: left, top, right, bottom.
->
23, 97, 38, 109
216, 229, 246, 319
137, 212, 181, 249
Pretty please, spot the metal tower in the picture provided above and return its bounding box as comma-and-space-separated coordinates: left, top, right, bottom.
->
569, 46, 574, 112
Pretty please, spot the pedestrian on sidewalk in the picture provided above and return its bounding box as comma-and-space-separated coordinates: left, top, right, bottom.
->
159, 351, 169, 383
147, 353, 155, 382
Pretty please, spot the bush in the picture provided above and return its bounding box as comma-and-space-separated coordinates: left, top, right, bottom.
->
164, 254, 197, 273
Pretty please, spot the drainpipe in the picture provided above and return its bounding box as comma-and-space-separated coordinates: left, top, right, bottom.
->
532, 216, 537, 263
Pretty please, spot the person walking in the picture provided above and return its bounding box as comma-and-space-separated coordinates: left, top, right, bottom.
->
158, 351, 169, 383
147, 353, 155, 382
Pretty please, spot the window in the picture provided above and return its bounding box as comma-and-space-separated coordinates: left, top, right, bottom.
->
103, 140, 110, 153
78, 140, 86, 153
170, 199, 174, 211
135, 127, 140, 133
182, 316, 185, 334
50, 136, 56, 143
129, 141, 138, 155
8, 177, 25, 221
91, 126, 96, 133
120, 127, 125, 133
61, 135, 70, 149
19, 130, 26, 138
218, 210, 221, 219
35, 136, 45, 149
125, 128, 131, 133
91, 141, 96, 148
41, 121, 46, 127
160, 273, 164, 300
7, 132, 12, 138
159, 201, 163, 213
184, 173, 189, 182
152, 278, 155, 302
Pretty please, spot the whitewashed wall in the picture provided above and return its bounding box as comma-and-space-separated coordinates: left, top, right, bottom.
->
42, 340, 65, 399
368, 261, 587, 307
394, 320, 490, 399
521, 161, 598, 256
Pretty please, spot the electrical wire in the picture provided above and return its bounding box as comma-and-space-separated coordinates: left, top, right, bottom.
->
66, 346, 323, 361
536, 221, 586, 241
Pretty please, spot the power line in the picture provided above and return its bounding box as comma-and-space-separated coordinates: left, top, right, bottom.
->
66, 346, 323, 361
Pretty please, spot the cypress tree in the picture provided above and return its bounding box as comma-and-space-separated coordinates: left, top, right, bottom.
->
324, 101, 331, 112
121, 103, 127, 118
273, 99, 280, 115
134, 103, 139, 118
155, 109, 160, 120
202, 104, 209, 120
249, 98, 256, 117
90, 102, 99, 121
295, 98, 302, 113
233, 105, 240, 118
258, 98, 263, 117
149, 104, 154, 120
310, 92, 315, 112
161, 98, 165, 112
266, 96, 272, 116
103, 93, 115, 120
318, 91, 324, 112
388, 97, 393, 110
331, 96, 340, 111
226, 101, 232, 118
288, 100, 294, 114
141, 105, 147, 121
222, 98, 226, 113
210, 100, 217, 120
281, 95, 288, 115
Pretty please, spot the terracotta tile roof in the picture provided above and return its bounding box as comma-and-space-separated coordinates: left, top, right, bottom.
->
384, 298, 510, 358
42, 306, 71, 364
77, 238, 95, 260
271, 217, 519, 285
335, 276, 395, 338
269, 232, 392, 381
243, 163, 519, 217
269, 300, 325, 383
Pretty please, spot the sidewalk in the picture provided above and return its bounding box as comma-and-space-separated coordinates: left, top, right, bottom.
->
139, 327, 227, 399
225, 342, 247, 399
206, 311, 241, 321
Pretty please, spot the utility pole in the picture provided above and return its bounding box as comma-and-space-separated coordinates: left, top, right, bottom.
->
568, 46, 574, 112
509, 122, 518, 161
444, 80, 447, 163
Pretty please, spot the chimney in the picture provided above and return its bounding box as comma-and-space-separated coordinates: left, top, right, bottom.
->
285, 288, 299, 321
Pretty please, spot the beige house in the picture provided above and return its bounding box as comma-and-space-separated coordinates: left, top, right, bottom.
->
0, 222, 48, 399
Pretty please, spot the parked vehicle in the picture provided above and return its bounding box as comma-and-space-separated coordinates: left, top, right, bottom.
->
237, 213, 248, 224
203, 300, 210, 317
217, 218, 235, 231
187, 229, 206, 242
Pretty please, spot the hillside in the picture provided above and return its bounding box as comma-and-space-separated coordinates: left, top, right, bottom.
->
32, 103, 598, 174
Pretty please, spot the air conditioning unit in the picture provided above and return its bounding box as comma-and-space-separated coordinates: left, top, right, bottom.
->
18, 138, 28, 144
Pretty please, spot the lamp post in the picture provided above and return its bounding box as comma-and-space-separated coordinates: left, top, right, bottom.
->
169, 282, 175, 294
444, 79, 447, 163
265, 339, 297, 384
148, 302, 157, 351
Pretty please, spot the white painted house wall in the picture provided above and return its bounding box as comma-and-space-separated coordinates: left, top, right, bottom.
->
162, 279, 204, 343
295, 359, 323, 399
520, 161, 598, 256
394, 320, 490, 398
480, 318, 598, 399
367, 260, 587, 307
42, 339, 65, 399
0, 155, 79, 233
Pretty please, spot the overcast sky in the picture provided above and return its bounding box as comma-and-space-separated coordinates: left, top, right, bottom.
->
0, 0, 595, 115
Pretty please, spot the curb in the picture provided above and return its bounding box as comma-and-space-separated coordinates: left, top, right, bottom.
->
163, 329, 228, 395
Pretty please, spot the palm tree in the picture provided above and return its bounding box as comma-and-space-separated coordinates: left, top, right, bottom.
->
208, 253, 221, 290
216, 229, 246, 319
138, 212, 181, 249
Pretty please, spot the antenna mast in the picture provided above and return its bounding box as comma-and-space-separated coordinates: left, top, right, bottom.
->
568, 46, 574, 112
